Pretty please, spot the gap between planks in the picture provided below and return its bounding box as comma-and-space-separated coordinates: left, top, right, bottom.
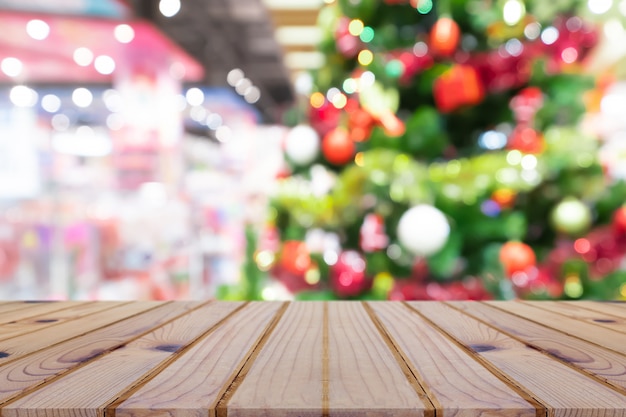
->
362, 302, 437, 417
0, 301, 208, 408
401, 302, 547, 417
444, 301, 626, 397
105, 301, 253, 417
212, 302, 290, 417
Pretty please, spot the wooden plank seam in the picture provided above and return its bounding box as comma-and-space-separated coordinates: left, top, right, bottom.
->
0, 301, 207, 408
213, 301, 290, 417
444, 302, 626, 397
361, 302, 437, 417
322, 302, 329, 417
401, 302, 547, 417
486, 302, 626, 356
105, 301, 251, 417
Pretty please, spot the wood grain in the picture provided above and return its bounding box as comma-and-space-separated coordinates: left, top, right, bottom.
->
0, 301, 624, 417
409, 302, 626, 417
0, 302, 126, 340
0, 301, 80, 324
325, 302, 429, 417
449, 301, 626, 393
524, 301, 626, 334
0, 301, 200, 405
369, 302, 536, 417
2, 302, 244, 417
488, 301, 626, 355
569, 301, 626, 319
225, 302, 325, 417
0, 301, 162, 366
114, 302, 285, 417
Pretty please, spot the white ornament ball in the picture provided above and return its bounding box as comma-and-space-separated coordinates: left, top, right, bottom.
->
397, 205, 450, 256
284, 124, 320, 166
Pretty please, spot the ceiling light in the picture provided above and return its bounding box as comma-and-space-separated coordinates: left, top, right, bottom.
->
72, 88, 93, 108
41, 94, 62, 113
95, 55, 116, 75
186, 88, 204, 106
159, 0, 181, 17
73, 47, 94, 67
26, 19, 50, 40
1, 57, 23, 77
114, 24, 135, 43
227, 68, 245, 86
235, 78, 253, 95
10, 85, 38, 107
244, 86, 261, 104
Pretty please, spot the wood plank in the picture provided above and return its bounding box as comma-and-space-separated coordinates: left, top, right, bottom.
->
0, 302, 41, 316
0, 302, 127, 340
524, 301, 626, 334
569, 301, 626, 319
0, 301, 200, 405
114, 302, 286, 417
408, 302, 626, 417
0, 301, 82, 324
488, 301, 626, 355
1, 302, 245, 417
0, 301, 163, 366
368, 302, 537, 417
325, 302, 429, 416
225, 302, 325, 417
449, 301, 626, 393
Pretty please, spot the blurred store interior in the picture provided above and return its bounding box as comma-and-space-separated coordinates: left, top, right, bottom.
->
1, 0, 626, 301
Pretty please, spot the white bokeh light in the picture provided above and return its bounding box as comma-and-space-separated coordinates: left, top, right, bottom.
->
159, 0, 181, 17
103, 89, 123, 112
114, 24, 135, 43
10, 85, 38, 107
51, 114, 70, 131
94, 55, 116, 75
106, 113, 125, 131
227, 68, 244, 86
41, 94, 62, 113
503, 0, 525, 26
588, 0, 613, 14
26, 19, 50, 40
215, 125, 233, 142
185, 87, 204, 106
72, 88, 93, 108
1, 57, 23, 77
541, 26, 559, 45
244, 86, 261, 104
73, 47, 94, 67
206, 113, 223, 130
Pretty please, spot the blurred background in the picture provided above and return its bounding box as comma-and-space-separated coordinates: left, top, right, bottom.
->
1, 0, 626, 301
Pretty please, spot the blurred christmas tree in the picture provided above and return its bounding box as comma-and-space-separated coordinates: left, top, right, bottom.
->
226, 0, 626, 301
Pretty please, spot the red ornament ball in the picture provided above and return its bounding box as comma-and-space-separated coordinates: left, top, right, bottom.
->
280, 240, 311, 275
430, 17, 461, 56
322, 127, 355, 165
612, 206, 626, 237
330, 250, 370, 297
499, 241, 536, 276
507, 127, 544, 154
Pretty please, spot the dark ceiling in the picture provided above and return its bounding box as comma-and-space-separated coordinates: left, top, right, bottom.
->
130, 0, 297, 124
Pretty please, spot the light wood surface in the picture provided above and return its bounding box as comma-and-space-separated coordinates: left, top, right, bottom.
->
0, 301, 624, 417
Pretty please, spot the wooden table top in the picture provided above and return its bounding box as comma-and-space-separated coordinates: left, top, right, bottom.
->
0, 301, 624, 417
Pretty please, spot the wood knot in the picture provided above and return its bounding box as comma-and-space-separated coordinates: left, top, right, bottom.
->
469, 344, 497, 353
593, 319, 616, 323
154, 344, 183, 353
